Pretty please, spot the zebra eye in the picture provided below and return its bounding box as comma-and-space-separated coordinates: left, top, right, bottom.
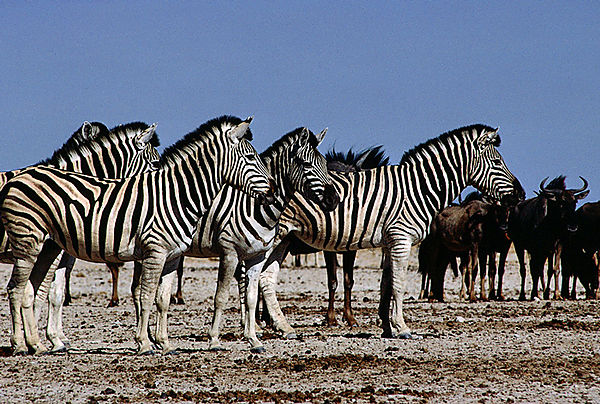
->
492, 158, 502, 166
246, 154, 256, 161
302, 161, 312, 168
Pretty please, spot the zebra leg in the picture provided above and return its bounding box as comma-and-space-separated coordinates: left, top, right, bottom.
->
63, 254, 76, 306
323, 251, 339, 326
42, 252, 74, 352
386, 241, 415, 339
260, 240, 296, 338
208, 252, 239, 350
244, 255, 266, 352
7, 256, 40, 355
135, 254, 167, 355
155, 257, 180, 354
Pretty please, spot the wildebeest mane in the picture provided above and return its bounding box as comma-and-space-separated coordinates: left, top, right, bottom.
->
326, 145, 389, 172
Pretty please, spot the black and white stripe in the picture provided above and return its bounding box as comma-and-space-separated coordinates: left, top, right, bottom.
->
152, 126, 339, 352
0, 115, 274, 355
259, 125, 525, 338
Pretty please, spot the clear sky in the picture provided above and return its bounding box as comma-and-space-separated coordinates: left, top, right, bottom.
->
1, 2, 599, 202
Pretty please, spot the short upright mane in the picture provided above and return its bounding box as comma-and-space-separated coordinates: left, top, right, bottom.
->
260, 127, 309, 160
160, 115, 252, 167
38, 122, 110, 166
400, 124, 496, 165
110, 122, 161, 147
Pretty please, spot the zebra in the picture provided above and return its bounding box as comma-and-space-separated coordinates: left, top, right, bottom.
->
0, 120, 160, 263
44, 126, 339, 353
279, 145, 390, 328
0, 115, 275, 355
0, 121, 161, 352
258, 125, 525, 339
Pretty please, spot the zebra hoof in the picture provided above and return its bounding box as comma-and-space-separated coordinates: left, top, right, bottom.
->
136, 348, 155, 356
48, 346, 68, 354
250, 346, 266, 354
163, 348, 179, 356
13, 348, 28, 356
284, 333, 297, 340
208, 345, 226, 352
398, 332, 422, 340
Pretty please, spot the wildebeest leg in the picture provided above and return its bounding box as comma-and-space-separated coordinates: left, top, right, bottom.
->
478, 250, 488, 301
459, 254, 469, 301
515, 245, 527, 301
571, 275, 577, 300
342, 251, 358, 327
595, 252, 600, 300
543, 254, 553, 300
323, 251, 339, 326
487, 252, 497, 300
107, 263, 121, 307
468, 248, 479, 302
62, 254, 76, 306
529, 254, 545, 300
170, 257, 185, 305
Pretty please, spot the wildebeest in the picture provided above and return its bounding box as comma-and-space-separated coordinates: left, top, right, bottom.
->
560, 201, 600, 299
507, 176, 589, 300
418, 192, 510, 302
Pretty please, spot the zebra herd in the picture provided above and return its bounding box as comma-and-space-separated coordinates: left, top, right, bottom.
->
0, 116, 524, 355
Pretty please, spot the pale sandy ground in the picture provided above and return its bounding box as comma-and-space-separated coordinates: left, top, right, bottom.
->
0, 247, 599, 403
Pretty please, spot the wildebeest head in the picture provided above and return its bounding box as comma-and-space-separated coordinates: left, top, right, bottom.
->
538, 176, 589, 233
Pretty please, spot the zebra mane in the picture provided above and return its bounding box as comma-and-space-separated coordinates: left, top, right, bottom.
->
400, 124, 497, 166
160, 115, 252, 167
260, 127, 309, 160
326, 145, 389, 171
38, 122, 110, 166
38, 121, 160, 167
110, 122, 161, 148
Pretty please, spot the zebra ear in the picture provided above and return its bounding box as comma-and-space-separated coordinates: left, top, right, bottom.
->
80, 121, 96, 140
315, 128, 328, 146
477, 128, 500, 149
136, 123, 157, 148
229, 116, 253, 142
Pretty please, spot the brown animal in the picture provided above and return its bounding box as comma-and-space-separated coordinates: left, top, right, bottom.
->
419, 196, 506, 301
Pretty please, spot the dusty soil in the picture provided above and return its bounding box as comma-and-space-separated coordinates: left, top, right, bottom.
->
0, 247, 599, 403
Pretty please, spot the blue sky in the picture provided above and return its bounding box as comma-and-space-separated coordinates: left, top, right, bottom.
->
1, 2, 599, 202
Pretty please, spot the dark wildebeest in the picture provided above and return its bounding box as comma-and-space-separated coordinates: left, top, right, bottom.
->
418, 192, 510, 302
560, 201, 600, 299
508, 176, 589, 301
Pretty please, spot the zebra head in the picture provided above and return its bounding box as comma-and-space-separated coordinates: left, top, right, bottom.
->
289, 128, 339, 211
469, 127, 525, 206
106, 122, 161, 176
221, 116, 276, 205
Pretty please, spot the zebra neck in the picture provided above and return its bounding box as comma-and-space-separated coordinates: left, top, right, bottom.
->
400, 148, 470, 231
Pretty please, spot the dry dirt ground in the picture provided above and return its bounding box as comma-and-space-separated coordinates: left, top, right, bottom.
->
0, 247, 599, 403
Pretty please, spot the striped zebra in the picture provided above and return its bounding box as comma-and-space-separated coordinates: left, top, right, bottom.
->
0, 115, 274, 355
45, 126, 339, 353
17, 121, 160, 352
0, 121, 160, 262
258, 125, 525, 339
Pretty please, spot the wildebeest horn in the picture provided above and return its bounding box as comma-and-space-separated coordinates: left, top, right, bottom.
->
572, 176, 589, 194
539, 177, 560, 195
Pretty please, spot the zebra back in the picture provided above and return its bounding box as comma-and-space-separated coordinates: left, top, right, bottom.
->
0, 121, 161, 262
187, 126, 337, 258
279, 124, 524, 251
